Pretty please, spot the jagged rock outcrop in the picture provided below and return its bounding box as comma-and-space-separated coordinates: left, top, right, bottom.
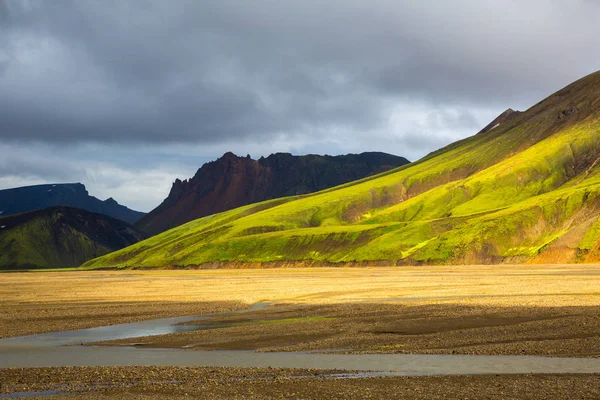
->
136, 152, 409, 235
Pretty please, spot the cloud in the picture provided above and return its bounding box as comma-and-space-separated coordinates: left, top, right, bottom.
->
1, 0, 600, 209
0, 0, 599, 147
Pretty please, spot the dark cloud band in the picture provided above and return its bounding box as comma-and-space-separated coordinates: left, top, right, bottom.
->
0, 0, 598, 145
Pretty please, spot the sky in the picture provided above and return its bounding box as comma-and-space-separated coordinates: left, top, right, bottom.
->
1, 0, 600, 211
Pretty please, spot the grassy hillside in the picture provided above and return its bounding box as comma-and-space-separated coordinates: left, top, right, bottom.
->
83, 70, 600, 268
0, 207, 145, 269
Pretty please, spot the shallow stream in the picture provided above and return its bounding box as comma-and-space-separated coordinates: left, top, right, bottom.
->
1, 303, 599, 376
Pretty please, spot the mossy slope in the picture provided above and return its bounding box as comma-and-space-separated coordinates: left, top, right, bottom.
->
84, 70, 600, 268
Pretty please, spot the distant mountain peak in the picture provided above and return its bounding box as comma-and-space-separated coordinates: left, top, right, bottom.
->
0, 183, 144, 224
477, 108, 522, 135
219, 151, 240, 161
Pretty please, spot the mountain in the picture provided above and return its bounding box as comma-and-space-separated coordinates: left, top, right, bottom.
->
84, 70, 600, 269
0, 183, 145, 224
0, 206, 145, 270
135, 152, 409, 235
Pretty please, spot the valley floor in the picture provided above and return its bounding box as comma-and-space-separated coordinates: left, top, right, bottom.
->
1, 265, 599, 398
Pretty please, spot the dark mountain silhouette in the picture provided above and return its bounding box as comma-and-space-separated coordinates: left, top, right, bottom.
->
0, 183, 144, 224
136, 152, 409, 235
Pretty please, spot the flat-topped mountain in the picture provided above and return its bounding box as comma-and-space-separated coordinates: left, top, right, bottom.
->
136, 152, 409, 235
0, 183, 144, 224
0, 206, 145, 269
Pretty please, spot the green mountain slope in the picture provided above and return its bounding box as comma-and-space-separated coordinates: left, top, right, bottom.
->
83, 70, 600, 268
0, 207, 145, 269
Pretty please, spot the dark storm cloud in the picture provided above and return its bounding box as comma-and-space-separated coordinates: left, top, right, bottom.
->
1, 0, 599, 146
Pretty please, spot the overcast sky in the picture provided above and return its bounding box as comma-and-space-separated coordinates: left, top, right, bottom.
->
1, 0, 599, 211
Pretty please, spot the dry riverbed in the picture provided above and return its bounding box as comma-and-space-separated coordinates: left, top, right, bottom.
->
1, 266, 599, 398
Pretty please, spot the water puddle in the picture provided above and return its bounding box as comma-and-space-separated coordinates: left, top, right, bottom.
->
0, 315, 211, 348
0, 302, 270, 349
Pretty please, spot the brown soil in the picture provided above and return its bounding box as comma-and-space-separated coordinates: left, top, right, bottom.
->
1, 367, 599, 399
